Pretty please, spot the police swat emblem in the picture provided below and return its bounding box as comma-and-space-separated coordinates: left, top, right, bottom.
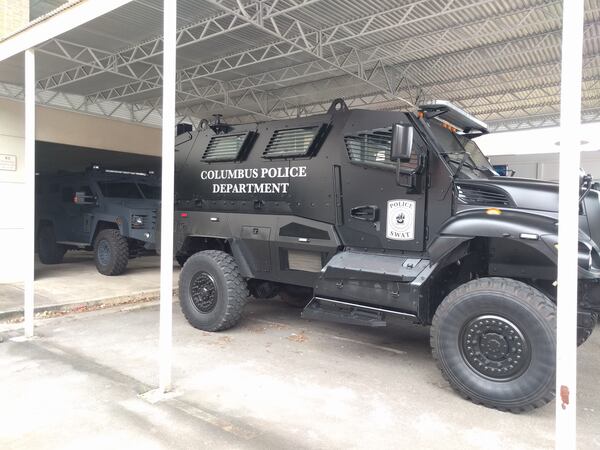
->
386, 199, 416, 240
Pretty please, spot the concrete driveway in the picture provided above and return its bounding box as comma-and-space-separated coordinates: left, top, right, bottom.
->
0, 252, 178, 320
1, 299, 598, 449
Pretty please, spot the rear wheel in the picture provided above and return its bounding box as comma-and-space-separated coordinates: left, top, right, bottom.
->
431, 277, 556, 412
38, 225, 66, 264
179, 250, 248, 332
94, 229, 129, 276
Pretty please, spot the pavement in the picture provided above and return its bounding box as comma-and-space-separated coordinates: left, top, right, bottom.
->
1, 299, 599, 449
0, 252, 178, 320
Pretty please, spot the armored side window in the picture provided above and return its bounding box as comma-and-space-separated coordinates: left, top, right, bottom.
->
202, 132, 254, 162
79, 185, 93, 196
263, 125, 328, 159
345, 127, 420, 170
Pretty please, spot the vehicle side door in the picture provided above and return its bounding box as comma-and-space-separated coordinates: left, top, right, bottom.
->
58, 183, 95, 244
337, 111, 428, 252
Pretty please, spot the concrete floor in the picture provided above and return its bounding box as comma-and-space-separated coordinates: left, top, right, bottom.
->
1, 299, 599, 449
0, 252, 178, 318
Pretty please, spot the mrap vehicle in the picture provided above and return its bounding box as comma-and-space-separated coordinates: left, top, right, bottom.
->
173, 99, 600, 412
36, 167, 160, 275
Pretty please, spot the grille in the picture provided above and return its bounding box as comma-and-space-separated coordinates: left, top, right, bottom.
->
202, 132, 250, 162
456, 184, 512, 206
263, 127, 319, 158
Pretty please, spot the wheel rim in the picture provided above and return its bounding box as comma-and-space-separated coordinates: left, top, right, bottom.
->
190, 272, 218, 313
97, 240, 111, 266
460, 315, 532, 381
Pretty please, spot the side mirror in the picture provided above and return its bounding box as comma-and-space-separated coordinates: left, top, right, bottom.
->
74, 192, 96, 205
391, 123, 413, 162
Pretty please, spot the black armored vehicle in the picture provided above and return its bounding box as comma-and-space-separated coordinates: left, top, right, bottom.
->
36, 167, 160, 275
173, 99, 600, 411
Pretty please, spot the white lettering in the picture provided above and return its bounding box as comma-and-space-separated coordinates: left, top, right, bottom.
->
202, 166, 305, 196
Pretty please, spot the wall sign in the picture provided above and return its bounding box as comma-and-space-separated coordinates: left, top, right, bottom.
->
0, 154, 16, 171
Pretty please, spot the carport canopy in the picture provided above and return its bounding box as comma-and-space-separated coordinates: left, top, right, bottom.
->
1, 0, 598, 131
0, 1, 594, 449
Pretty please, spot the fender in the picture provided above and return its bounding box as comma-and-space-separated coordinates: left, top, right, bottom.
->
428, 209, 558, 265
91, 216, 125, 244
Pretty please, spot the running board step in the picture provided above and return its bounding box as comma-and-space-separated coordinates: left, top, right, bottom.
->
301, 300, 386, 327
301, 297, 417, 328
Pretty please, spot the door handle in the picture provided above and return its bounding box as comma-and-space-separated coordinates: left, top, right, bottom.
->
350, 205, 379, 222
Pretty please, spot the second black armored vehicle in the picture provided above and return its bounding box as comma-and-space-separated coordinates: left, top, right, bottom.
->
36, 167, 160, 275
173, 99, 600, 412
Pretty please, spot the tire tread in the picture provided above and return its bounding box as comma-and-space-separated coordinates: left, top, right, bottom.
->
94, 229, 129, 276
431, 277, 556, 413
180, 250, 248, 332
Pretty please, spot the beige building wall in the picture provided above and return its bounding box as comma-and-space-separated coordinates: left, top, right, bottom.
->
0, 97, 161, 283
0, 0, 29, 38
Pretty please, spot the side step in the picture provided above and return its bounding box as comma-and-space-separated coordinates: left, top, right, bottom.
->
301, 297, 417, 328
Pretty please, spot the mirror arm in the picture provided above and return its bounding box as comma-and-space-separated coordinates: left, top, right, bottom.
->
395, 154, 425, 190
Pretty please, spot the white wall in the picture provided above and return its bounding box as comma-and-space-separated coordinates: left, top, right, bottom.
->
0, 98, 161, 283
0, 99, 26, 283
488, 152, 600, 181
477, 122, 600, 181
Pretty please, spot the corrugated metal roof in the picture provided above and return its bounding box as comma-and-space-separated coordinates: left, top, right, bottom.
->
0, 0, 598, 131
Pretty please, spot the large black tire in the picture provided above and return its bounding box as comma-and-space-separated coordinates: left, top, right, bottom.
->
94, 229, 129, 276
38, 225, 66, 264
431, 277, 556, 412
179, 250, 248, 332
578, 312, 598, 346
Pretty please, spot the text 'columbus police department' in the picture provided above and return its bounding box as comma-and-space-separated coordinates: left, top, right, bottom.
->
200, 166, 307, 194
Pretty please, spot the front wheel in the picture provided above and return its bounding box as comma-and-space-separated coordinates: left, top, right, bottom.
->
431, 277, 556, 412
179, 250, 249, 332
578, 312, 598, 346
94, 229, 129, 276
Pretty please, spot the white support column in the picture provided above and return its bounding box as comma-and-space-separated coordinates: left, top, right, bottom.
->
24, 49, 36, 338
556, 1, 585, 449
158, 0, 177, 393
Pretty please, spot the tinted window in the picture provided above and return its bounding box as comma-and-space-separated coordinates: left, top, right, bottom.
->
203, 133, 251, 162
139, 184, 161, 200
263, 126, 320, 158
345, 126, 421, 170
78, 185, 93, 196
98, 182, 142, 199
61, 187, 74, 202
429, 122, 495, 178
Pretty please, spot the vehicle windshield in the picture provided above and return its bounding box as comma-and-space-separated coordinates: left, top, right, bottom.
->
138, 183, 161, 200
428, 121, 497, 178
99, 181, 160, 199
98, 182, 143, 199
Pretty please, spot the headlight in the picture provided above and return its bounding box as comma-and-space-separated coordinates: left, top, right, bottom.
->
131, 214, 146, 229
